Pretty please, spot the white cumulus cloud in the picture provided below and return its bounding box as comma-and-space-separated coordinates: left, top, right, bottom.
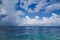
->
18, 13, 60, 26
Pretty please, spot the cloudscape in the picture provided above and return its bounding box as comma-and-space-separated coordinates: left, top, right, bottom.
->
0, 0, 60, 26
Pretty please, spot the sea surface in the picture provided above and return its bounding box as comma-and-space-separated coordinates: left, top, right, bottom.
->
0, 26, 60, 40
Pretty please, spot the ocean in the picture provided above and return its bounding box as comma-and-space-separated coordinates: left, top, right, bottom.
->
0, 26, 60, 40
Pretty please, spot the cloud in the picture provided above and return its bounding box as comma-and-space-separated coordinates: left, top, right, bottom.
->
0, 8, 6, 15
16, 11, 25, 16
18, 13, 60, 26
45, 3, 60, 13
28, 1, 47, 13
19, 0, 47, 13
27, 0, 47, 5
3, 0, 18, 4
0, 0, 19, 26
0, 8, 8, 26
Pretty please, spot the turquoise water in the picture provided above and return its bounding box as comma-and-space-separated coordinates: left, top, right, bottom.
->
0, 26, 60, 40
1, 34, 60, 40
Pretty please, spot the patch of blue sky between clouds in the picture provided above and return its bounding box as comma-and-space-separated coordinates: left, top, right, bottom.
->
0, 0, 60, 26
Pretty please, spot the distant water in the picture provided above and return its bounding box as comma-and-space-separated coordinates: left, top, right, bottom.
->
0, 26, 60, 40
